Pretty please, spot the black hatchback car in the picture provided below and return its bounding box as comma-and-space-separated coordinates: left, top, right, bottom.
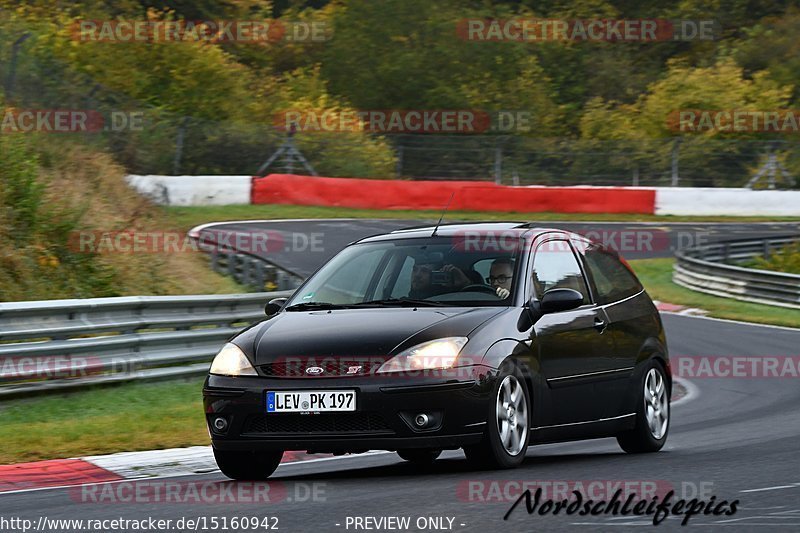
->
204, 223, 671, 479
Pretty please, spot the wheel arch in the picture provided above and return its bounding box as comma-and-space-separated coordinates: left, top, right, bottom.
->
483, 339, 540, 427
635, 337, 672, 395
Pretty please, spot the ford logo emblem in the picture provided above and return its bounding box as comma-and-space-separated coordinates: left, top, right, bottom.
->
305, 366, 325, 375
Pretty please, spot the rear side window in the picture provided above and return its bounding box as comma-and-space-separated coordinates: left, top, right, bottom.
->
582, 245, 643, 305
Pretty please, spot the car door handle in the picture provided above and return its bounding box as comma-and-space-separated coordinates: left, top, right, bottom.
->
593, 317, 607, 333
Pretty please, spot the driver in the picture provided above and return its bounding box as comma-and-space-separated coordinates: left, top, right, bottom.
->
487, 258, 514, 299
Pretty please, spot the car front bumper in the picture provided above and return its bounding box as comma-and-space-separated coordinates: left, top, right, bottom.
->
203, 365, 498, 453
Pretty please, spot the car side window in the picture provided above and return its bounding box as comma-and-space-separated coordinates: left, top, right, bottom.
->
582, 244, 643, 305
531, 240, 590, 304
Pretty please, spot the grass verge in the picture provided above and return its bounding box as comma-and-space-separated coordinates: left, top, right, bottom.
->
630, 258, 800, 328
0, 378, 208, 464
165, 204, 800, 230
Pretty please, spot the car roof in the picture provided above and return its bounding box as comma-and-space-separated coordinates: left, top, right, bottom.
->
355, 222, 585, 244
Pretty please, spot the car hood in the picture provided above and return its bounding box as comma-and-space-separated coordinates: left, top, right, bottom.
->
241, 307, 502, 365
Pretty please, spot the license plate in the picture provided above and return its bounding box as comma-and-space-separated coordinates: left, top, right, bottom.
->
266, 390, 356, 413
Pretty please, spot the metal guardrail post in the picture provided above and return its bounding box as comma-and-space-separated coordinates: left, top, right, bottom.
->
227, 252, 238, 279
254, 261, 266, 290
209, 248, 220, 273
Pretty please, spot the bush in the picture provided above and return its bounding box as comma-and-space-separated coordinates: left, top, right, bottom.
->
748, 242, 800, 275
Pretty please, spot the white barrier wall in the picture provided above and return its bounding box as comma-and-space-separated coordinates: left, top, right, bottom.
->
655, 188, 800, 216
126, 175, 251, 206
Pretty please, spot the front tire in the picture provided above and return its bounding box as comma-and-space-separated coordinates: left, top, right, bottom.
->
464, 362, 530, 469
213, 449, 283, 480
617, 361, 670, 453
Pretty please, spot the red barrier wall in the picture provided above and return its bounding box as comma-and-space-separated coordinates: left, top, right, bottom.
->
251, 174, 656, 214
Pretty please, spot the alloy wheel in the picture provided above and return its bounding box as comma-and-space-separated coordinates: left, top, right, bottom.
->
495, 375, 528, 456
644, 368, 669, 439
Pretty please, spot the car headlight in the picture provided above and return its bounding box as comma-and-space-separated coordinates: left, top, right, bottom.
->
209, 343, 257, 376
377, 337, 468, 373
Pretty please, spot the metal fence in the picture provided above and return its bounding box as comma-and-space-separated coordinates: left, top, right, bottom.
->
674, 236, 800, 309
2, 28, 799, 188
0, 291, 292, 398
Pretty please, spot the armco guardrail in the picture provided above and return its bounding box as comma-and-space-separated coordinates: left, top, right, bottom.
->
207, 249, 304, 291
674, 236, 800, 309
186, 225, 305, 291
0, 291, 293, 398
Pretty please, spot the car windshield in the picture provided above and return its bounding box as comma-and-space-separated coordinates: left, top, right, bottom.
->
285, 236, 522, 308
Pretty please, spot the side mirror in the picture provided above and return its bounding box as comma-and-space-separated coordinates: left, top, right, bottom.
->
265, 298, 287, 316
540, 288, 584, 314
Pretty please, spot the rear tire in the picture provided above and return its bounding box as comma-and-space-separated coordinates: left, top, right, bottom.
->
617, 361, 670, 453
397, 449, 442, 464
213, 449, 283, 480
464, 361, 530, 469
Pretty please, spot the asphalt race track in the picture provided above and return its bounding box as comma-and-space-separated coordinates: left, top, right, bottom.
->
2, 220, 799, 532
192, 219, 800, 277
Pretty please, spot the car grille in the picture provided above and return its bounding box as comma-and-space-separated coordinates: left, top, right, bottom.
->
259, 359, 385, 378
242, 413, 394, 435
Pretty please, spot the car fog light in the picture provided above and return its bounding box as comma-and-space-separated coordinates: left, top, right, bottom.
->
213, 417, 228, 432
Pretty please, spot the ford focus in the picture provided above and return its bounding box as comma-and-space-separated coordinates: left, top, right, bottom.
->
203, 223, 671, 479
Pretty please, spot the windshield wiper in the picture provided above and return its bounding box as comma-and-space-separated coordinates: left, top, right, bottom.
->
285, 298, 452, 311
355, 298, 452, 308
284, 301, 349, 311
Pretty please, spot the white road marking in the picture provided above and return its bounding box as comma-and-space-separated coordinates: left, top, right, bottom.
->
715, 516, 800, 524
738, 506, 787, 510
187, 218, 368, 235
278, 450, 393, 466
716, 522, 800, 527
741, 483, 800, 493
570, 521, 654, 526
671, 376, 699, 407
